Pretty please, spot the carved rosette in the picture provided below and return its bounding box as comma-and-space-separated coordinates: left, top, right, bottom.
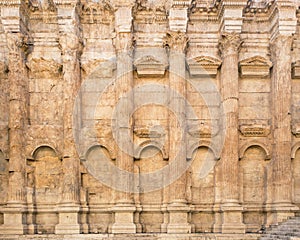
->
219, 32, 242, 57
164, 31, 189, 53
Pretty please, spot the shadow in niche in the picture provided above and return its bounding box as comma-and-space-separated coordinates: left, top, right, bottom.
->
27, 146, 61, 234
134, 146, 167, 233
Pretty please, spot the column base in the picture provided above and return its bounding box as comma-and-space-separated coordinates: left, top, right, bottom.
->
0, 203, 27, 235
221, 202, 245, 234
111, 203, 136, 234
167, 201, 191, 234
271, 202, 299, 224
55, 204, 81, 234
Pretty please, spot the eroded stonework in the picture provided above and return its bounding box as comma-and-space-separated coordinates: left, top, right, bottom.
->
0, 0, 300, 238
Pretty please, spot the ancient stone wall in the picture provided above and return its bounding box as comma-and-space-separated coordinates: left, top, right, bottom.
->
0, 0, 299, 237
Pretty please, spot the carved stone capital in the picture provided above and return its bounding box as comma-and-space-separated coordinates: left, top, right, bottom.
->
6, 33, 28, 54
270, 35, 294, 58
219, 32, 241, 57
164, 31, 189, 53
59, 33, 82, 61
113, 32, 135, 53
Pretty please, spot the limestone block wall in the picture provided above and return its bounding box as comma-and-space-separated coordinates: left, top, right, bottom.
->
0, 0, 299, 236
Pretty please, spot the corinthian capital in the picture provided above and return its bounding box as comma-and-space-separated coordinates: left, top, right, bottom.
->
164, 31, 189, 53
113, 32, 135, 53
219, 32, 241, 57
6, 33, 28, 54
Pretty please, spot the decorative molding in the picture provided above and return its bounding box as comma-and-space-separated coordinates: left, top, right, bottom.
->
187, 56, 221, 77
134, 125, 166, 138
26, 56, 62, 78
292, 60, 300, 79
80, 1, 114, 24
81, 59, 116, 78
219, 32, 242, 57
187, 120, 218, 138
164, 31, 189, 53
239, 56, 272, 78
239, 124, 271, 137
239, 140, 271, 160
134, 55, 168, 77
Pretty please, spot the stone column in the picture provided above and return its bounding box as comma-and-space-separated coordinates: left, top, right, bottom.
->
219, 32, 245, 233
270, 35, 298, 222
166, 31, 191, 233
111, 6, 136, 234
0, 32, 28, 235
55, 4, 82, 234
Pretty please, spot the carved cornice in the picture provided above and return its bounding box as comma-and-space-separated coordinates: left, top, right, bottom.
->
80, 1, 114, 24
187, 120, 219, 138
187, 55, 221, 77
219, 32, 242, 57
239, 56, 272, 78
164, 31, 189, 53
134, 55, 168, 77
244, 0, 274, 14
239, 124, 271, 137
134, 125, 166, 138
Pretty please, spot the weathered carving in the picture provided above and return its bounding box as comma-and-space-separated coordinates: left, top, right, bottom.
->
292, 123, 300, 138
134, 55, 168, 77
164, 31, 189, 53
187, 56, 221, 77
239, 124, 271, 137
187, 120, 219, 138
219, 32, 242, 57
292, 60, 300, 79
81, 59, 116, 78
81, 1, 114, 24
26, 56, 62, 78
134, 125, 165, 138
6, 33, 28, 55
239, 56, 272, 78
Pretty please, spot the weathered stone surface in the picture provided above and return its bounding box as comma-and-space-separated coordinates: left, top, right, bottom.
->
0, 0, 299, 238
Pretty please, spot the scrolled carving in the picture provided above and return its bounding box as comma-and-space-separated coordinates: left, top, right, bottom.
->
164, 31, 189, 53
219, 32, 242, 57
6, 33, 28, 54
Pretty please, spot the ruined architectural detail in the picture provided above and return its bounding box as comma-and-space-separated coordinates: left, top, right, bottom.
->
187, 56, 222, 77
239, 56, 272, 78
0, 0, 300, 239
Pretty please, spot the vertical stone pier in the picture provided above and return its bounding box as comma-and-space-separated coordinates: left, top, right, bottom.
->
219, 32, 245, 234
166, 1, 191, 232
55, 1, 81, 234
0, 2, 29, 234
111, 3, 136, 234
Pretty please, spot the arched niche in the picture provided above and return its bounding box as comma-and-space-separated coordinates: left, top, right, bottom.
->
134, 145, 167, 233
82, 145, 114, 234
292, 147, 300, 205
27, 145, 61, 234
188, 146, 216, 233
239, 145, 269, 233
